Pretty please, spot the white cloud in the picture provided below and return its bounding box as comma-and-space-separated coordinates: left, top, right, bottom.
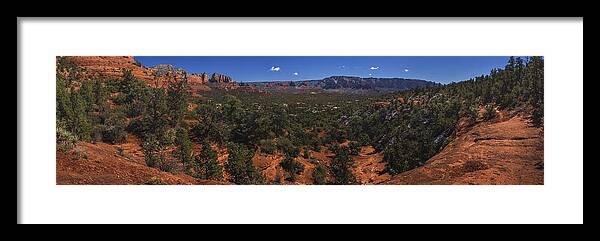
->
368, 73, 372, 76
293, 72, 299, 76
404, 68, 409, 72
369, 66, 379, 70
270, 66, 281, 72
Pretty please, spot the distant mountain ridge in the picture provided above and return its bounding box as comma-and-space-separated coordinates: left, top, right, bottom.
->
319, 76, 438, 90
250, 76, 439, 91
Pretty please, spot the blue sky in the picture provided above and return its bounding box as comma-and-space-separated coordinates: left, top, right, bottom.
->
134, 56, 516, 84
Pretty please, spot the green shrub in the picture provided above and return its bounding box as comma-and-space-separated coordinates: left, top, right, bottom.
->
276, 137, 299, 157
303, 149, 311, 159
69, 92, 92, 141
126, 118, 146, 137
259, 139, 276, 154
158, 160, 176, 173
100, 110, 128, 144
102, 125, 128, 144
461, 104, 478, 125
193, 142, 223, 181
279, 155, 305, 182
144, 151, 160, 168
117, 147, 125, 157
112, 92, 128, 105
56, 121, 78, 152
288, 147, 300, 158
142, 135, 164, 168
91, 126, 103, 143
358, 134, 370, 146
330, 145, 357, 184
483, 104, 496, 120
348, 141, 361, 155
312, 144, 321, 152
463, 160, 487, 173
531, 100, 544, 127
175, 127, 193, 165
71, 147, 82, 160
312, 163, 327, 185
160, 128, 177, 146
124, 101, 146, 118
225, 142, 265, 184
145, 177, 166, 185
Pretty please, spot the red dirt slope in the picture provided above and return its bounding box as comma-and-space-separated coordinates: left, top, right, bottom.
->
353, 146, 390, 184
385, 114, 544, 185
56, 136, 229, 185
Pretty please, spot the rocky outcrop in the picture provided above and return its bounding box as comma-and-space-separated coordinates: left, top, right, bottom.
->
201, 72, 209, 82
209, 73, 234, 83
188, 74, 204, 84
151, 64, 176, 77
147, 64, 193, 87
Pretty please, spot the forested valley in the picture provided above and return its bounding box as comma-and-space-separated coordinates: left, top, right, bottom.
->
56, 56, 543, 185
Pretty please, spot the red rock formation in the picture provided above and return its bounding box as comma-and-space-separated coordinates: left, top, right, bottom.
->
209, 72, 234, 83
60, 56, 247, 91
147, 64, 189, 88
188, 73, 208, 85
61, 56, 155, 83
201, 72, 209, 83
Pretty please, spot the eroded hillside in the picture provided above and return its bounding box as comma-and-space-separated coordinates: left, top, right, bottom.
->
56, 135, 230, 185
385, 112, 543, 185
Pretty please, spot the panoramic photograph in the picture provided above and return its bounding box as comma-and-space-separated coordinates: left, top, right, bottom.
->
55, 56, 544, 185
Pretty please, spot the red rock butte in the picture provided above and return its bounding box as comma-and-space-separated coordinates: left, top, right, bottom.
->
59, 56, 227, 87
